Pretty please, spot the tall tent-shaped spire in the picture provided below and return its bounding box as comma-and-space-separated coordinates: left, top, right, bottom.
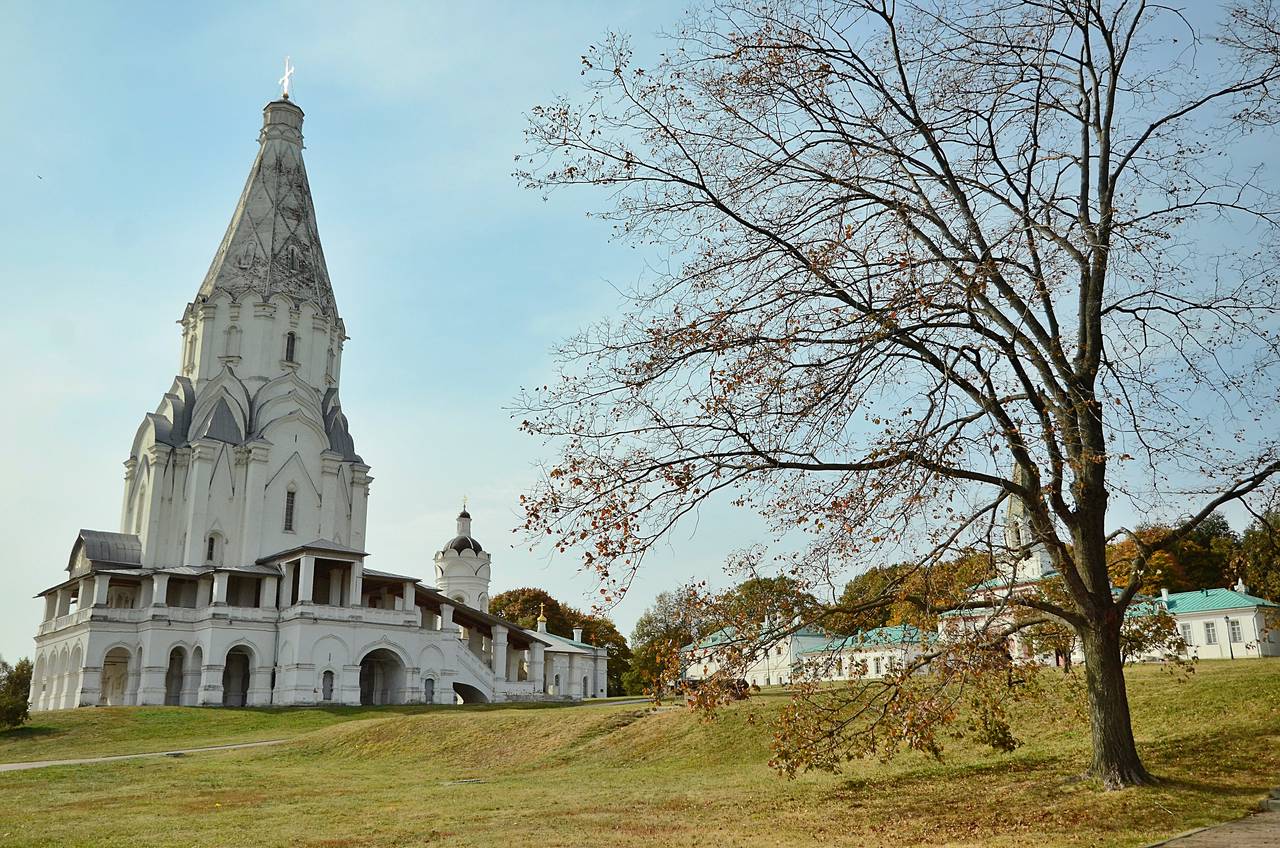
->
198, 98, 338, 316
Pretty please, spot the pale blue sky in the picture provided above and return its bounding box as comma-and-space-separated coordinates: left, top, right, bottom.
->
0, 1, 759, 661
0, 2, 1271, 663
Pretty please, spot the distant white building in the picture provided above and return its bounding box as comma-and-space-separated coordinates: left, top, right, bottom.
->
29, 94, 607, 711
681, 623, 927, 687
940, 493, 1280, 665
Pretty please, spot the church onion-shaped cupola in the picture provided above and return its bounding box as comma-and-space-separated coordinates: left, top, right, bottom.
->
434, 506, 492, 611
199, 97, 338, 317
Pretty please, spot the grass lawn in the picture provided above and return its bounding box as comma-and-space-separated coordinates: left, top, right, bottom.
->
0, 660, 1276, 847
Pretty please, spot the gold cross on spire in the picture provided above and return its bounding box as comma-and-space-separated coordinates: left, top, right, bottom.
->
279, 56, 295, 99
537, 602, 547, 622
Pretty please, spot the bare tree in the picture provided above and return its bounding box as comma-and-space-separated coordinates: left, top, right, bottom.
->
516, 0, 1280, 788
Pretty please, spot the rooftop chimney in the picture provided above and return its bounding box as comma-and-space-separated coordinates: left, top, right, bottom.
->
1160, 588, 1170, 603
1235, 577, 1248, 594
573, 627, 584, 642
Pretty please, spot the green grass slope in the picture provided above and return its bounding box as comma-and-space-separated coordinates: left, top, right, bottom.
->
0, 660, 1276, 848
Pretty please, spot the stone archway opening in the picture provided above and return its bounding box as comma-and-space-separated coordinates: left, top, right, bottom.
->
358, 648, 405, 705
100, 647, 132, 706
165, 647, 187, 706
452, 682, 489, 705
222, 646, 253, 707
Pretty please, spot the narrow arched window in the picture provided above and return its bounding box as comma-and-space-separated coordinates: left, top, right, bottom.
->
284, 332, 297, 363
321, 670, 335, 701
206, 535, 217, 563
325, 347, 335, 380
224, 325, 242, 357
284, 490, 296, 532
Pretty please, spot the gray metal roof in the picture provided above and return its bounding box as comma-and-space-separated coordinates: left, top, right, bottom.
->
67, 530, 143, 572
255, 538, 369, 564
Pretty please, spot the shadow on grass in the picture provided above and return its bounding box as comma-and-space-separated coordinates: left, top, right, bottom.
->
0, 724, 63, 743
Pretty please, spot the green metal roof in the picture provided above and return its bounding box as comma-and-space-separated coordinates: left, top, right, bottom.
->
798, 624, 927, 655
1162, 588, 1278, 614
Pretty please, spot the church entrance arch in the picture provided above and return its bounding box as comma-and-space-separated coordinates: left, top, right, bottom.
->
358, 648, 405, 705
452, 682, 489, 705
100, 647, 132, 706
222, 646, 253, 707
164, 647, 186, 706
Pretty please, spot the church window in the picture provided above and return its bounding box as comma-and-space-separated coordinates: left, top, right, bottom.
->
423, 678, 435, 703
185, 333, 197, 371
321, 670, 334, 701
205, 535, 217, 563
284, 490, 296, 532
325, 347, 335, 380
284, 332, 297, 363
224, 325, 242, 357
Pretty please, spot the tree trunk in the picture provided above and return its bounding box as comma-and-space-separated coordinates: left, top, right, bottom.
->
1079, 623, 1155, 788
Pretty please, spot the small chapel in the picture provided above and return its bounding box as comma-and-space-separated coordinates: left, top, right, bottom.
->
29, 91, 608, 710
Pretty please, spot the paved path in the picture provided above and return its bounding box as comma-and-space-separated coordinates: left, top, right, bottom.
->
1150, 810, 1280, 847
0, 739, 287, 773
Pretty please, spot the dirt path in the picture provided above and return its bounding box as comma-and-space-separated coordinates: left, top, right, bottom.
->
1149, 810, 1280, 847
0, 739, 287, 773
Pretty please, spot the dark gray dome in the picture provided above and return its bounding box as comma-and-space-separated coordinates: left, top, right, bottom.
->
446, 535, 483, 554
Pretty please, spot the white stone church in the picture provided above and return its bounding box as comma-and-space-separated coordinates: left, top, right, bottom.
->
29, 94, 608, 710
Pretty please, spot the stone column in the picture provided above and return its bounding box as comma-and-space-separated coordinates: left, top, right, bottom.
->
93, 574, 111, 606
319, 453, 341, 539
120, 456, 138, 532
198, 661, 224, 706
151, 572, 170, 606
347, 562, 363, 607
196, 577, 212, 608
43, 594, 57, 621
76, 578, 92, 610
298, 556, 316, 604
238, 444, 271, 566
595, 654, 609, 698
77, 666, 102, 708
261, 576, 279, 609
568, 653, 580, 698
401, 581, 415, 612
141, 444, 173, 568
349, 466, 373, 551
212, 571, 229, 605
492, 626, 508, 681
137, 640, 167, 706
280, 562, 295, 608
530, 643, 545, 692
439, 603, 455, 634
182, 441, 217, 565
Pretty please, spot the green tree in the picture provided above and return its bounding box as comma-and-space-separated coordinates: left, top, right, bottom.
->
0, 657, 32, 730
623, 588, 707, 696
490, 587, 632, 694
1240, 510, 1280, 600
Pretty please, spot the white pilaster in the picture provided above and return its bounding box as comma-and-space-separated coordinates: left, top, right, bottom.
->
298, 556, 315, 604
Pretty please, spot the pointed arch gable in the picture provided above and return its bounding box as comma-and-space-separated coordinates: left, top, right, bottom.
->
188, 370, 251, 443
258, 406, 329, 449
208, 444, 236, 499
264, 451, 321, 500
